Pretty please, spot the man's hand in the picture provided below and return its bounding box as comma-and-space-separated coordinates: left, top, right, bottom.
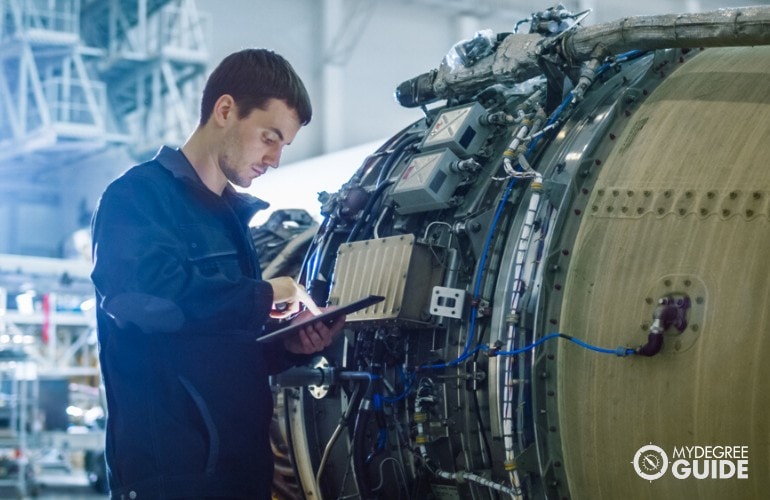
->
283, 309, 346, 354
267, 277, 321, 319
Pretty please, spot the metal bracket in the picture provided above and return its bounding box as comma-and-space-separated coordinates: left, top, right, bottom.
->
430, 286, 465, 319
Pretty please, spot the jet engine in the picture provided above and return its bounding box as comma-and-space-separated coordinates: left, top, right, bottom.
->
273, 5, 770, 499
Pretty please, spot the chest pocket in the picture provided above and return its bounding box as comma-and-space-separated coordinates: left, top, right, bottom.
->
180, 224, 243, 279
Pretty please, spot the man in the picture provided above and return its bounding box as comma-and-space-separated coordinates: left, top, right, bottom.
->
91, 49, 344, 499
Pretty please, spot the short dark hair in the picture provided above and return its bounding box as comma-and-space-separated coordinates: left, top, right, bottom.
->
199, 48, 312, 126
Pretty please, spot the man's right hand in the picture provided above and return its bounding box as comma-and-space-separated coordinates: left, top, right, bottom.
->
266, 277, 321, 319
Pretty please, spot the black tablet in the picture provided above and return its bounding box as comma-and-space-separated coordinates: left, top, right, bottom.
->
256, 294, 385, 343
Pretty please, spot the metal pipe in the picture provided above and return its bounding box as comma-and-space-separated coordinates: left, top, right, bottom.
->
563, 6, 770, 63
395, 6, 770, 108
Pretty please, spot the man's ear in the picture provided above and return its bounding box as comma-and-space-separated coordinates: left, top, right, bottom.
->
212, 94, 236, 126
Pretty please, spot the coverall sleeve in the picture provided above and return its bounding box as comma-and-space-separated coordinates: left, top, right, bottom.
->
91, 175, 274, 336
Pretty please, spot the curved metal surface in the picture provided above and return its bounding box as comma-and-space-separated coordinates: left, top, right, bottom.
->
557, 45, 770, 499
277, 6, 770, 497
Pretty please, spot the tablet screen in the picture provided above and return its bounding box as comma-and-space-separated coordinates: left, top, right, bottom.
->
256, 294, 385, 343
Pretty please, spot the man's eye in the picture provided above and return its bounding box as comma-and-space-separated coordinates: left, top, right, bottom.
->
262, 134, 277, 145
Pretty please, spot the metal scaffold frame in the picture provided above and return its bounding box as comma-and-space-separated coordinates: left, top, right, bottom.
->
0, 254, 96, 378
0, 0, 210, 163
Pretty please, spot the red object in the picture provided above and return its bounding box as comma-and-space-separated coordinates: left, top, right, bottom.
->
42, 293, 50, 344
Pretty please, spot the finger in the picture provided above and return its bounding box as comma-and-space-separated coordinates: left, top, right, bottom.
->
298, 325, 324, 352
305, 320, 338, 350
296, 287, 322, 316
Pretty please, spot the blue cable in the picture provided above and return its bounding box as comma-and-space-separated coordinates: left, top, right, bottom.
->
483, 332, 635, 357
415, 50, 638, 373
420, 89, 577, 372
596, 49, 647, 76
382, 366, 416, 403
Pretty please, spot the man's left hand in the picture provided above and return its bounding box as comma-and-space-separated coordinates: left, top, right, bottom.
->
283, 309, 346, 354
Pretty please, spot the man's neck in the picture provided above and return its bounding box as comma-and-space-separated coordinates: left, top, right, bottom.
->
181, 131, 227, 195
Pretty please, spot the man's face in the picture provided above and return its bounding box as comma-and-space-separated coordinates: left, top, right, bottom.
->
219, 98, 302, 188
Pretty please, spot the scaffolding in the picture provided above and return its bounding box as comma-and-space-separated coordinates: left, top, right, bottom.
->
0, 350, 38, 496
0, 254, 103, 493
0, 0, 210, 162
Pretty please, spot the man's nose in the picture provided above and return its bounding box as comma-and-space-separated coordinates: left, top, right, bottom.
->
265, 147, 282, 168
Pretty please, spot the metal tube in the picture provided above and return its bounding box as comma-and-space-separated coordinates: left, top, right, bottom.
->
563, 6, 770, 63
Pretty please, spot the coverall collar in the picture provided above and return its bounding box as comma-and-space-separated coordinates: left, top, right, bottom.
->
153, 145, 270, 224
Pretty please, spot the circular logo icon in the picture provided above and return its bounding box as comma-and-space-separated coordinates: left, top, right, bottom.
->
632, 444, 669, 481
